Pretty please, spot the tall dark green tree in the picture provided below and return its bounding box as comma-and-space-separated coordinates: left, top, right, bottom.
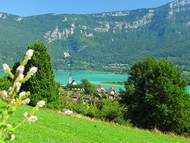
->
120, 57, 190, 135
22, 41, 60, 109
0, 76, 11, 90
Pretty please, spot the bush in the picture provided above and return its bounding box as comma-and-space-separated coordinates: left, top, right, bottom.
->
98, 99, 125, 123
86, 104, 99, 118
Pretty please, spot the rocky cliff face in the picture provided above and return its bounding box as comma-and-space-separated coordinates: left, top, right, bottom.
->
41, 0, 190, 43
44, 25, 75, 43
43, 10, 155, 43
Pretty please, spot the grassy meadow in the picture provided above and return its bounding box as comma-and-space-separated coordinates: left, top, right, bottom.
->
4, 105, 189, 143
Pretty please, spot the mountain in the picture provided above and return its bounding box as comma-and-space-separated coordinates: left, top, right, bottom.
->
0, 0, 190, 72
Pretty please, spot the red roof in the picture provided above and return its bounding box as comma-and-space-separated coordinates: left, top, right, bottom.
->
97, 84, 103, 88
72, 92, 80, 98
83, 94, 91, 100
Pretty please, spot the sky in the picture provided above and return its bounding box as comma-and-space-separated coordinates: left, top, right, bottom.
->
0, 0, 174, 17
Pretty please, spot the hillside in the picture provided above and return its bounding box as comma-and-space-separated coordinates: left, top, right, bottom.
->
8, 105, 190, 143
0, 0, 190, 72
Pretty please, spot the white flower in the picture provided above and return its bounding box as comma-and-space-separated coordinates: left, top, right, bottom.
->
28, 115, 38, 123
2, 64, 10, 71
26, 49, 34, 59
29, 67, 38, 75
11, 99, 15, 104
18, 73, 24, 80
37, 100, 45, 107
8, 87, 12, 91
23, 112, 29, 117
14, 82, 21, 92
21, 98, 30, 104
10, 134, 15, 141
1, 90, 8, 99
24, 112, 38, 123
19, 92, 26, 99
16, 66, 24, 75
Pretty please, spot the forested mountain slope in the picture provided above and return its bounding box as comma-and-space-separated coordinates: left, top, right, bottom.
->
0, 0, 190, 72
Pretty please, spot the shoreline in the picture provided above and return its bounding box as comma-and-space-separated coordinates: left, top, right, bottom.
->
53, 69, 129, 76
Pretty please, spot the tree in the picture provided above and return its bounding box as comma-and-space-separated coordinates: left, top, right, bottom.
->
0, 76, 11, 90
81, 79, 96, 95
21, 41, 60, 109
99, 99, 125, 123
120, 57, 190, 135
86, 104, 99, 118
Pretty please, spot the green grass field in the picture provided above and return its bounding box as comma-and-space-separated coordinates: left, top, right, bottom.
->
5, 105, 190, 143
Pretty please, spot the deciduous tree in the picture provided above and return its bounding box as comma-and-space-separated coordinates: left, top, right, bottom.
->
121, 57, 190, 135
81, 79, 96, 95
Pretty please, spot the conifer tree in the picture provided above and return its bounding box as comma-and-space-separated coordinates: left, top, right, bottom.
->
22, 41, 60, 109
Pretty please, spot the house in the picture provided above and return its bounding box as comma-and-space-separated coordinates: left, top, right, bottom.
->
60, 84, 67, 89
108, 87, 116, 95
83, 94, 91, 102
108, 87, 116, 99
71, 80, 77, 85
71, 92, 80, 101
96, 84, 104, 92
71, 87, 84, 91
95, 93, 102, 100
114, 92, 120, 98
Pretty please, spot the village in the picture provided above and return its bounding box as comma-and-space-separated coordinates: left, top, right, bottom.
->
60, 73, 120, 105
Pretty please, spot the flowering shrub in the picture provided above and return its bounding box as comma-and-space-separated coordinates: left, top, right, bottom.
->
0, 49, 45, 142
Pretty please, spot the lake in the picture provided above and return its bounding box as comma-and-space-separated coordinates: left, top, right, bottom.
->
54, 70, 127, 91
186, 86, 190, 93
1, 69, 190, 93
0, 70, 127, 91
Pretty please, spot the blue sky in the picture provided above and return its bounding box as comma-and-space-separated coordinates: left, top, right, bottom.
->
0, 0, 174, 16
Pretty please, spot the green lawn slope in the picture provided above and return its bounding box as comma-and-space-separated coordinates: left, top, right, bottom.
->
8, 105, 190, 143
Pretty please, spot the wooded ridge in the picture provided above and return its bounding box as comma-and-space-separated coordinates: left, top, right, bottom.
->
0, 0, 190, 72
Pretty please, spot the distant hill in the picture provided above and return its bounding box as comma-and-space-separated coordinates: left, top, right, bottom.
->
0, 0, 190, 72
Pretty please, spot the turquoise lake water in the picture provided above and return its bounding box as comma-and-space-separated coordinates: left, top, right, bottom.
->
54, 70, 127, 91
186, 87, 190, 93
1, 69, 190, 92
0, 70, 127, 91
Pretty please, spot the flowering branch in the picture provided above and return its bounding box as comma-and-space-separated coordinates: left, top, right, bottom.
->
0, 49, 45, 142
